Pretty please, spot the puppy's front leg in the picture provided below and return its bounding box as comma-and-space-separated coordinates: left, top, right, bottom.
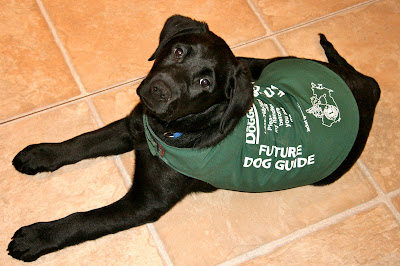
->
13, 117, 134, 175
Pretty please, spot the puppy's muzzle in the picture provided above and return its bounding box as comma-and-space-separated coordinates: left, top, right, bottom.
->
149, 80, 172, 102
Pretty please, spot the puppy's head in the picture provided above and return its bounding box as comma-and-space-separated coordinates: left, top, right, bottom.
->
138, 15, 253, 133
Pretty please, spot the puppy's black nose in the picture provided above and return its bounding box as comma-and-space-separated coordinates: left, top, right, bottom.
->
150, 80, 172, 102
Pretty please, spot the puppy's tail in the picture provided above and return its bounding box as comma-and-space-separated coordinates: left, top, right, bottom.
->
319, 34, 356, 72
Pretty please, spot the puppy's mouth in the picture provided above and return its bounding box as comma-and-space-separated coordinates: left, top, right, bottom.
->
140, 97, 174, 121
142, 102, 177, 123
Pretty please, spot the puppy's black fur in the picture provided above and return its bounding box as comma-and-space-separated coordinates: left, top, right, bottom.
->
8, 15, 380, 262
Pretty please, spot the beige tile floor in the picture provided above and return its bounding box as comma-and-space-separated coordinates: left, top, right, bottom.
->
1, 0, 399, 265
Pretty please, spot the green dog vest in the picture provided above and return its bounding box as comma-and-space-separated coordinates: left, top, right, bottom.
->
144, 59, 359, 192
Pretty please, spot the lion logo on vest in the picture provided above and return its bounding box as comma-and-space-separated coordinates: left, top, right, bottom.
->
306, 83, 341, 127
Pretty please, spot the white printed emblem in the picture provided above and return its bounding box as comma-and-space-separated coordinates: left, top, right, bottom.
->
306, 83, 341, 127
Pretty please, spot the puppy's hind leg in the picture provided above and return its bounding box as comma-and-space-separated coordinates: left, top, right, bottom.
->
319, 34, 356, 71
8, 188, 166, 262
8, 157, 191, 262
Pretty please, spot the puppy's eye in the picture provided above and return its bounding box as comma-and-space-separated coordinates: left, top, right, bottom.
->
174, 48, 184, 59
199, 78, 210, 89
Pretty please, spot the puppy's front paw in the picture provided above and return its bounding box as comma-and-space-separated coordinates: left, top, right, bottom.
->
12, 144, 61, 175
8, 223, 59, 262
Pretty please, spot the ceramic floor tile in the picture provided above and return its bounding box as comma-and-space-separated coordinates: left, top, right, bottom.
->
93, 84, 140, 126
41, 0, 265, 92
0, 102, 162, 264
155, 165, 376, 265
233, 39, 284, 58
355, 0, 400, 192
277, 0, 400, 192
0, 0, 80, 122
363, 93, 400, 192
243, 205, 400, 265
277, 0, 400, 87
393, 195, 400, 212
252, 0, 368, 31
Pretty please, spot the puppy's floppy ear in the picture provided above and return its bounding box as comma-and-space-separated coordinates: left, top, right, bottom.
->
219, 62, 253, 134
148, 15, 209, 61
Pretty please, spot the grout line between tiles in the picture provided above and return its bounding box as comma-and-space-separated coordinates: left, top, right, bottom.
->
232, 0, 381, 53
272, 0, 383, 38
388, 188, 400, 199
357, 159, 400, 222
271, 36, 289, 56
246, 0, 289, 56
218, 197, 382, 266
36, 0, 87, 94
0, 76, 144, 126
146, 224, 175, 266
246, 0, 272, 35
113, 156, 133, 189
86, 99, 105, 127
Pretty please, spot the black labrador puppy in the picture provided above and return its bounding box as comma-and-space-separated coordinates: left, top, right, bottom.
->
8, 15, 380, 261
